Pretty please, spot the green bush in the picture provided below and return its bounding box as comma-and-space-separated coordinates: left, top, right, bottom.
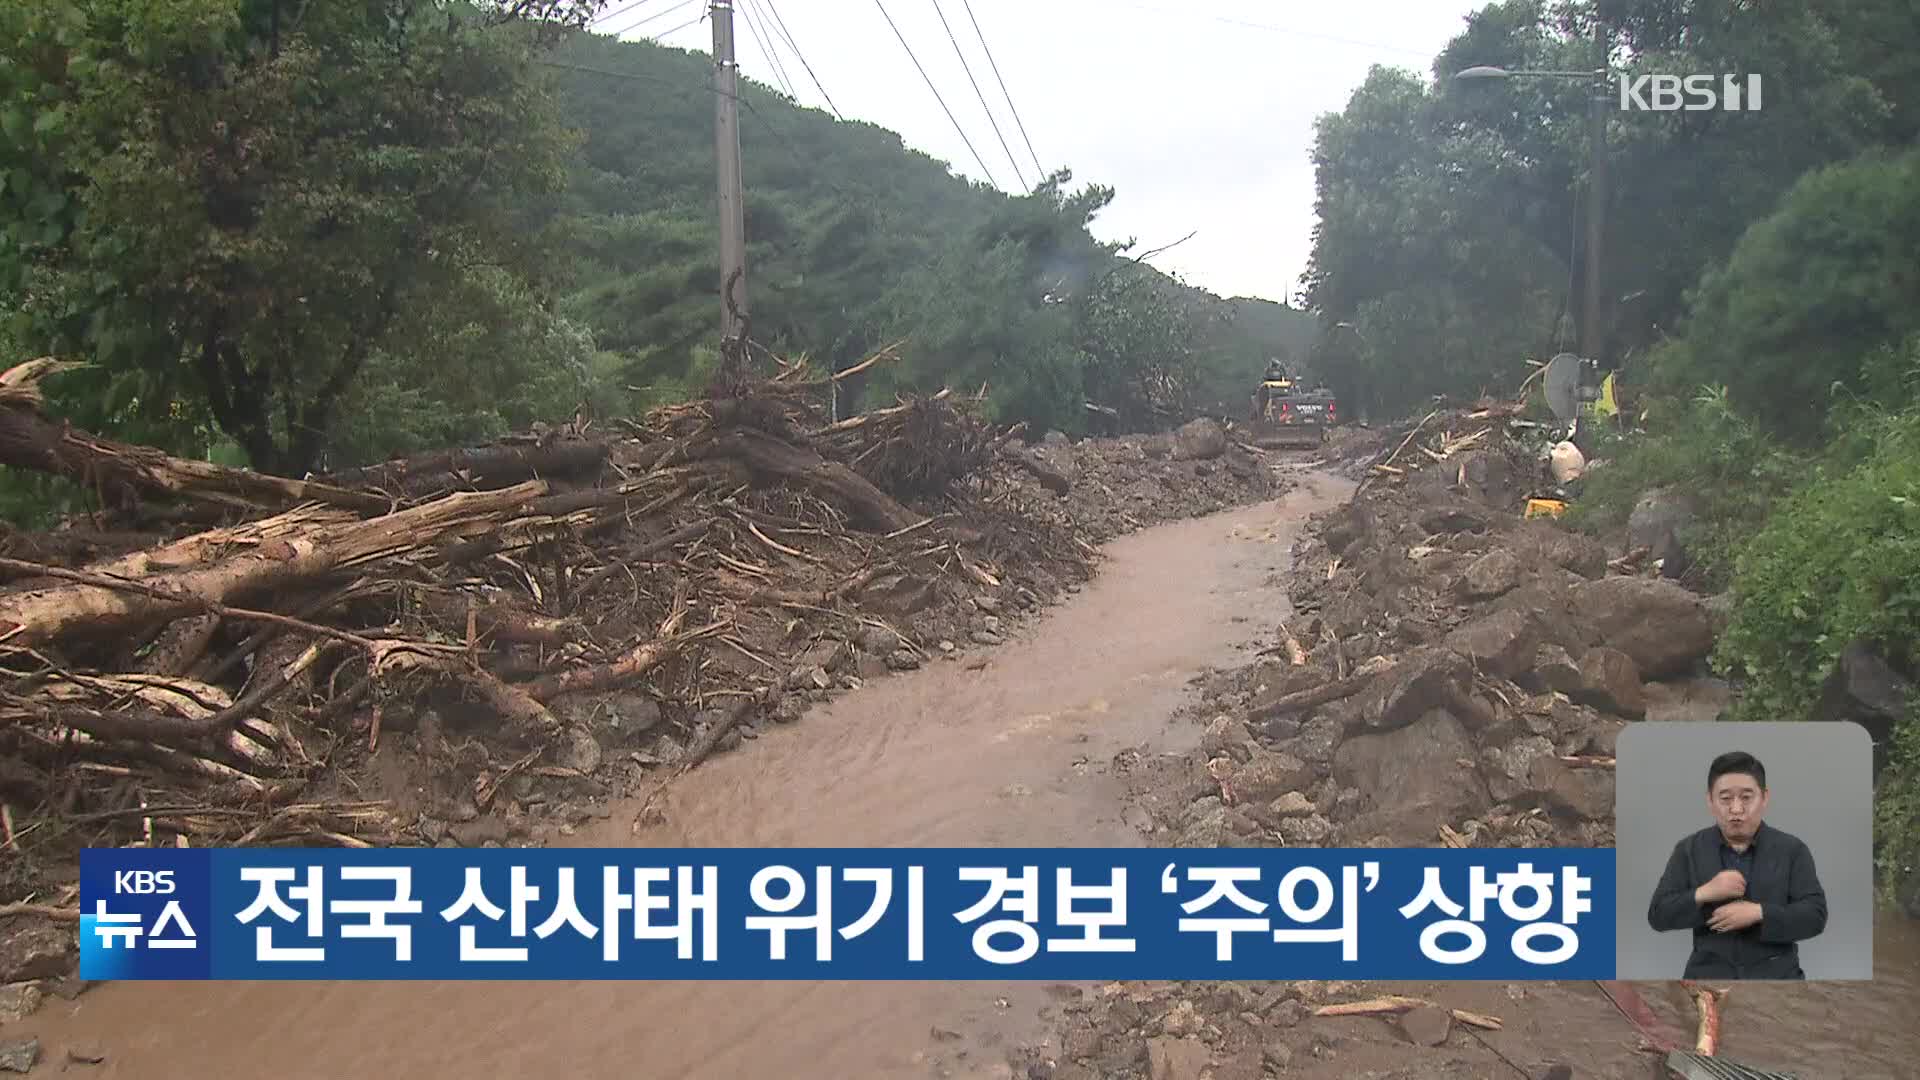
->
1565, 383, 1798, 590
1874, 702, 1920, 908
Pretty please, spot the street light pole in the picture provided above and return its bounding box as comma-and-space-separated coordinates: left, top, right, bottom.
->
1454, 54, 1613, 365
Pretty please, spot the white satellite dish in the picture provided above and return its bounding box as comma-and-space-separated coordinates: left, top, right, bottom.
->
1542, 352, 1582, 422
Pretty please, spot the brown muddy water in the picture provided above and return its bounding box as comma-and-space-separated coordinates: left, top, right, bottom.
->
18, 469, 1920, 1079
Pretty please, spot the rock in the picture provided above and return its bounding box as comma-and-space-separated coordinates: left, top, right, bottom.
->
0, 1039, 37, 1074
857, 625, 903, 654
1292, 716, 1344, 767
1263, 1038, 1294, 1068
1526, 644, 1584, 695
1176, 806, 1237, 848
1201, 715, 1257, 761
1267, 998, 1310, 1027
1629, 487, 1698, 578
1349, 646, 1473, 733
1122, 804, 1157, 833
1209, 1045, 1264, 1080
772, 695, 805, 724
548, 725, 602, 775
799, 638, 852, 673
1459, 549, 1523, 600
1547, 765, 1616, 820
1042, 429, 1071, 448
1192, 461, 1214, 477
1482, 736, 1565, 804
1815, 639, 1912, 766
66, 1042, 108, 1065
1538, 1066, 1574, 1080
1228, 749, 1316, 804
1224, 449, 1257, 479
1571, 577, 1714, 678
971, 630, 1004, 646
1062, 1020, 1101, 1060
1400, 1004, 1453, 1046
1277, 814, 1333, 845
1335, 710, 1491, 845
982, 614, 1002, 633
449, 816, 510, 846
937, 640, 956, 653
1512, 524, 1610, 580
886, 649, 921, 671
1444, 609, 1540, 679
1145, 1036, 1209, 1080
1269, 791, 1316, 817
1495, 579, 1599, 655
0, 922, 72, 984
1170, 418, 1228, 461
860, 572, 937, 616
974, 594, 1003, 614
1419, 503, 1490, 535
1582, 716, 1627, 757
1157, 999, 1206, 1037
0, 983, 42, 1024
1144, 435, 1172, 459
1575, 646, 1646, 718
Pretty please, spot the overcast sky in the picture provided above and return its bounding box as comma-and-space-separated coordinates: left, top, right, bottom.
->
598, 0, 1489, 306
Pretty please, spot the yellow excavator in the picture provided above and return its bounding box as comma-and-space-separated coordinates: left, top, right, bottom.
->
1248, 359, 1335, 449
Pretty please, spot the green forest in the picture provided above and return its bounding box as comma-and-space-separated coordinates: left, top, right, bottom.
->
1306, 0, 1919, 892
0, 0, 1312, 483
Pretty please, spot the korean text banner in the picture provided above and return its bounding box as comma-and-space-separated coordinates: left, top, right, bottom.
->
81, 847, 1617, 981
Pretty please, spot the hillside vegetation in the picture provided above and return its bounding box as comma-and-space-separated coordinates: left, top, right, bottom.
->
1303, 0, 1920, 901
0, 0, 1311, 500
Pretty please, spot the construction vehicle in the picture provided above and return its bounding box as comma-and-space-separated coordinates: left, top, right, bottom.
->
1247, 360, 1336, 449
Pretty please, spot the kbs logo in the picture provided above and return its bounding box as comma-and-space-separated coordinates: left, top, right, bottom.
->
114, 869, 176, 895
1620, 74, 1762, 112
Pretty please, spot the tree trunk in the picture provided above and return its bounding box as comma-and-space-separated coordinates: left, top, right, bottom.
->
0, 481, 547, 646
692, 428, 923, 534
0, 360, 387, 514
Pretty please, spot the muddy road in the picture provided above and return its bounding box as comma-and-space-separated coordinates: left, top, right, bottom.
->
20, 466, 1920, 1079
20, 471, 1349, 1078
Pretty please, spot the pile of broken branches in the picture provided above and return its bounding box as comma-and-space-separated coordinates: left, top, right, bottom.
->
0, 349, 1032, 860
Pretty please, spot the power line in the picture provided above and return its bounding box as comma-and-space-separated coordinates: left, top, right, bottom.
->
645, 9, 711, 40
737, 0, 798, 100
928, 0, 1026, 192
605, 0, 702, 38
759, 0, 846, 121
957, 0, 1043, 181
872, 0, 1002, 191
591, 0, 666, 28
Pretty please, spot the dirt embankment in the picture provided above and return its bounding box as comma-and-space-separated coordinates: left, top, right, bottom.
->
0, 349, 1280, 1007
1027, 406, 1915, 1080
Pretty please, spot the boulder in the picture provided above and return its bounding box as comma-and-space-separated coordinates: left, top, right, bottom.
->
1459, 549, 1524, 600
1334, 709, 1491, 845
1570, 576, 1715, 678
1419, 502, 1491, 535
859, 572, 937, 616
1229, 749, 1317, 804
1628, 487, 1699, 579
798, 638, 853, 674
1495, 579, 1600, 655
1511, 523, 1610, 580
1575, 646, 1647, 718
1201, 715, 1259, 762
1481, 736, 1565, 804
1444, 609, 1540, 679
1546, 765, 1617, 820
1170, 418, 1228, 461
0, 921, 74, 983
1401, 1004, 1453, 1046
1146, 1036, 1210, 1080
1348, 646, 1474, 733
1814, 639, 1911, 767
1524, 644, 1584, 695
856, 625, 903, 655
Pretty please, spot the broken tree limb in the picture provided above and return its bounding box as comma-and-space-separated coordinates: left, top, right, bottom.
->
322, 437, 610, 495
1313, 996, 1503, 1031
691, 429, 923, 534
996, 442, 1072, 494
0, 481, 547, 645
1680, 981, 1728, 1056
522, 619, 729, 702
1248, 670, 1375, 721
0, 359, 390, 514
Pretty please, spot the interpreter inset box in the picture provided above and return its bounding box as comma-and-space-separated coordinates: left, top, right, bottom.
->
1614, 721, 1873, 981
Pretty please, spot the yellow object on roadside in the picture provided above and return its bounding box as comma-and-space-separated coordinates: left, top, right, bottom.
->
1525, 498, 1568, 519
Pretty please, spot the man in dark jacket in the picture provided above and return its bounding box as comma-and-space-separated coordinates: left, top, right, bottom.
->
1646, 751, 1828, 979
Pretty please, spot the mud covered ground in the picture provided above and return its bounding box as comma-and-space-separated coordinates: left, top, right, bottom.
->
1020, 418, 1920, 1080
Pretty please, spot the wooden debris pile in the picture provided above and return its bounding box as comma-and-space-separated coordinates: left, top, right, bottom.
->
0, 350, 1059, 866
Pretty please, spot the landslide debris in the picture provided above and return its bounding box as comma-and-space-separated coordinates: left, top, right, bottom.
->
0, 353, 1282, 991
1038, 399, 1735, 1079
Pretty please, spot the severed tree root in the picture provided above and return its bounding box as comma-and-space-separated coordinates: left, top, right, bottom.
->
1314, 996, 1504, 1031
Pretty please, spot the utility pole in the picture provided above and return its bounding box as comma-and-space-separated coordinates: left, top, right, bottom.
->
711, 0, 750, 368
1583, 20, 1608, 365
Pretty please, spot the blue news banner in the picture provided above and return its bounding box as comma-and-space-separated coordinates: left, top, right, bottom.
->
80, 848, 1616, 981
